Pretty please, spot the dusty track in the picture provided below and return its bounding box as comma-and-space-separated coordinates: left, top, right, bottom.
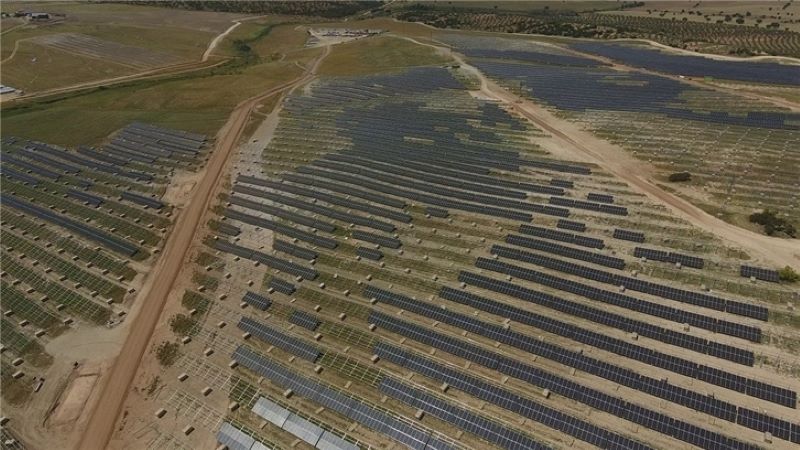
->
404, 36, 800, 268
77, 45, 329, 450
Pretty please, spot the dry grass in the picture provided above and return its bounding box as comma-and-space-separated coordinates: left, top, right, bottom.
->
317, 35, 451, 77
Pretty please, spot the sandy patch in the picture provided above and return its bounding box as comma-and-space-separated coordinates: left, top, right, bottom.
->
50, 374, 99, 425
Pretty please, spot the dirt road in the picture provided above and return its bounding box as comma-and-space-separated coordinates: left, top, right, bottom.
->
404, 36, 800, 268
77, 46, 329, 450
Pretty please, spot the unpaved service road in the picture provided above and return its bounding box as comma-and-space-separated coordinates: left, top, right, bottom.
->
78, 47, 327, 450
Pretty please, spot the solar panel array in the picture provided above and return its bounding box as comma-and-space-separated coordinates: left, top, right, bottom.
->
120, 191, 164, 209
269, 277, 296, 295
243, 291, 271, 311
213, 239, 319, 280
505, 235, 625, 269
351, 230, 402, 249
613, 228, 646, 243
550, 196, 628, 216
232, 345, 459, 450
218, 222, 241, 237
634, 247, 705, 269
740, 265, 781, 283
67, 189, 103, 207
356, 246, 384, 261
367, 303, 797, 443
379, 377, 550, 450
587, 192, 614, 203
238, 317, 321, 362
571, 42, 800, 86
229, 193, 337, 233
518, 224, 605, 249
273, 240, 318, 261
2, 193, 139, 256
375, 342, 650, 450
474, 252, 761, 342
556, 219, 585, 232
224, 208, 337, 249
425, 207, 449, 218
489, 245, 768, 321
289, 310, 321, 331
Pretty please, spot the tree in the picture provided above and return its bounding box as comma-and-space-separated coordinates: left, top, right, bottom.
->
778, 266, 799, 282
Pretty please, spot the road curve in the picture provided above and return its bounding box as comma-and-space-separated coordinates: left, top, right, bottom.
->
77, 48, 327, 450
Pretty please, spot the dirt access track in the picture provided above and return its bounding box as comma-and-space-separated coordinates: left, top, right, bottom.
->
403, 36, 800, 268
77, 45, 330, 450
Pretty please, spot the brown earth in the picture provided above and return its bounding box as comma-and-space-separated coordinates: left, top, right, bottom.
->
77, 44, 330, 450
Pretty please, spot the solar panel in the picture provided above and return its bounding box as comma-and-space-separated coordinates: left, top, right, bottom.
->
217, 222, 241, 236
224, 208, 337, 249
518, 224, 604, 248
587, 192, 614, 203
243, 291, 271, 311
556, 219, 586, 232
356, 246, 384, 261
120, 191, 164, 209
269, 277, 296, 295
66, 189, 103, 207
273, 239, 318, 260
634, 247, 704, 269
289, 310, 320, 331
352, 230, 402, 249
740, 265, 780, 283
238, 317, 321, 362
426, 207, 449, 218
614, 228, 645, 243
504, 235, 625, 269
1, 193, 139, 256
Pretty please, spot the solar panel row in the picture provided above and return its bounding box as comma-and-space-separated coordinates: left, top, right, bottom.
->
634, 247, 705, 269
518, 224, 604, 249
273, 239, 318, 261
224, 208, 337, 249
613, 228, 646, 243
269, 277, 296, 295
293, 165, 533, 222
229, 193, 337, 233
312, 159, 570, 218
238, 317, 321, 362
426, 207, 449, 218
120, 191, 164, 209
480, 250, 761, 342
375, 342, 650, 450
368, 311, 795, 444
365, 285, 792, 410
740, 265, 780, 283
351, 230, 402, 249
379, 377, 551, 450
494, 245, 769, 321
233, 183, 395, 233
556, 219, 586, 232
505, 234, 625, 269
232, 345, 458, 450
217, 222, 241, 237
550, 196, 628, 216
2, 193, 139, 256
587, 193, 614, 204
289, 310, 321, 331
243, 291, 271, 311
67, 189, 103, 207
356, 246, 384, 261
212, 239, 318, 280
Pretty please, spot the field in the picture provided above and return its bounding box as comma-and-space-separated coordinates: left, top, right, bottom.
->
2, 5, 799, 450
0, 21, 313, 147
103, 21, 800, 450
389, 3, 800, 57
0, 2, 243, 94
606, 1, 800, 33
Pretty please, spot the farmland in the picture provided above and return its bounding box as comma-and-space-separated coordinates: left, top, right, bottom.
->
1, 4, 799, 450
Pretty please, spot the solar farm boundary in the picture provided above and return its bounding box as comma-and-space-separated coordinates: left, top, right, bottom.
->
78, 45, 331, 450
404, 35, 800, 268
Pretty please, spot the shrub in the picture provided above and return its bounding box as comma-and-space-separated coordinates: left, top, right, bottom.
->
155, 341, 180, 367
778, 266, 799, 282
668, 171, 691, 182
169, 314, 198, 336
749, 210, 797, 238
